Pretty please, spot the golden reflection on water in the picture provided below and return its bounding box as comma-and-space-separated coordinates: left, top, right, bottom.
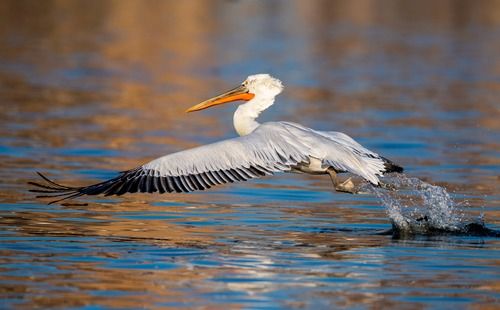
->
0, 0, 499, 308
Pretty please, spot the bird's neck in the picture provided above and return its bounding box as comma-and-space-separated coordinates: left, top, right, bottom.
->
233, 96, 275, 136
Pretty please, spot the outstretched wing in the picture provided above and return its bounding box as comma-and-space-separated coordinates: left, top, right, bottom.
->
280, 122, 403, 184
316, 131, 403, 184
29, 123, 310, 204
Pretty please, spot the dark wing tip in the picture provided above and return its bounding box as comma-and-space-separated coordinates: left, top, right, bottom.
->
28, 165, 273, 205
28, 168, 144, 205
28, 172, 82, 205
382, 157, 404, 173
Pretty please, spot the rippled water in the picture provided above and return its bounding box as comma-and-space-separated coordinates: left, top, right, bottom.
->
1, 1, 499, 308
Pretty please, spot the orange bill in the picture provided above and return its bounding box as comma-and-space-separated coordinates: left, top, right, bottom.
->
186, 85, 255, 113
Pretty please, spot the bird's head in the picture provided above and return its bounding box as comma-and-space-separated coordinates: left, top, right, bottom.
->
186, 74, 283, 113
243, 74, 284, 98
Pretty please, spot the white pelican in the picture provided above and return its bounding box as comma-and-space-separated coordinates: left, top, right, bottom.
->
30, 74, 403, 204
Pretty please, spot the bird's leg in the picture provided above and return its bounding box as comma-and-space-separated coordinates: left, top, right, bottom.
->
327, 168, 357, 194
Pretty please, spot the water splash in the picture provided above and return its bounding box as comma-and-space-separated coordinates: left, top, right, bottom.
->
363, 174, 497, 237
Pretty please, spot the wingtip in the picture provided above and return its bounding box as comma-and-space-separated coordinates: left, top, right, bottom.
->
386, 163, 404, 173
28, 171, 83, 205
381, 157, 404, 173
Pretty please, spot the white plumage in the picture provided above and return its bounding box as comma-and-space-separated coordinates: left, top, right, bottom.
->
30, 74, 402, 204
144, 122, 385, 184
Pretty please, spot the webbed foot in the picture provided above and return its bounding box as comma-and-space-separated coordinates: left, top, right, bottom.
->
335, 177, 357, 194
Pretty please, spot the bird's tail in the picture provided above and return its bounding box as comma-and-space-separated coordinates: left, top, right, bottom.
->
28, 172, 84, 205
381, 157, 404, 173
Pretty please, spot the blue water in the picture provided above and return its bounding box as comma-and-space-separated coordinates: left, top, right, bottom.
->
1, 1, 499, 309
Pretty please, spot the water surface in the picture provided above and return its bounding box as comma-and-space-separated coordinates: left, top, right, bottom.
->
0, 1, 499, 308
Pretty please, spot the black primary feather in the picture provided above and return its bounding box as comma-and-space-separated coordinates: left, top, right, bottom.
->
28, 164, 271, 204
381, 157, 404, 173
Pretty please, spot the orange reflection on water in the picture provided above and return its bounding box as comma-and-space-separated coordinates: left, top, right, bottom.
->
0, 0, 499, 309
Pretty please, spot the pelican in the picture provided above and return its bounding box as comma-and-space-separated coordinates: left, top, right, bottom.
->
30, 74, 403, 204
